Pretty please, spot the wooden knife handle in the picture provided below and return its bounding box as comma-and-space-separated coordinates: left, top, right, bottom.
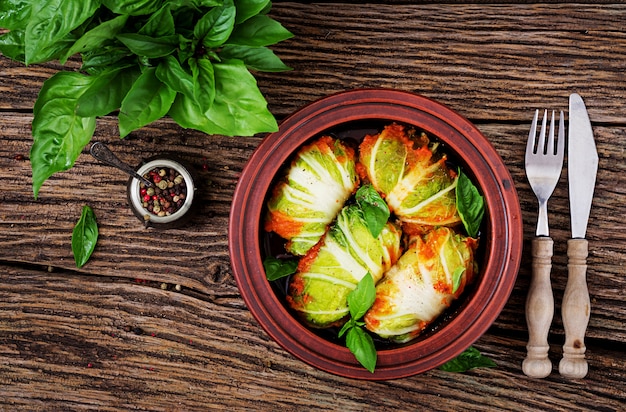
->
522, 237, 554, 378
559, 238, 590, 379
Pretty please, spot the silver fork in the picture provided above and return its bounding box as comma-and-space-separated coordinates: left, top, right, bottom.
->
522, 109, 565, 379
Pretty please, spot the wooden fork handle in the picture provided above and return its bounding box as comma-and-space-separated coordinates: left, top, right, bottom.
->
522, 237, 554, 378
559, 238, 590, 379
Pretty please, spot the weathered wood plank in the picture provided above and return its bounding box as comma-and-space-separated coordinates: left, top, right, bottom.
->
2, 4, 626, 123
1, 266, 624, 411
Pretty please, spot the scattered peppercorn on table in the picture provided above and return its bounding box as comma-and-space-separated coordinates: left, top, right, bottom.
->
1, 2, 625, 410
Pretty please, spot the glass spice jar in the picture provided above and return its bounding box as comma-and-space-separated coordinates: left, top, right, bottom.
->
127, 157, 197, 229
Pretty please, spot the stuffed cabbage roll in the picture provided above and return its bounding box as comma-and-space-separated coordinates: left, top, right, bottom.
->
287, 204, 402, 328
364, 227, 477, 343
265, 136, 359, 256
358, 123, 461, 232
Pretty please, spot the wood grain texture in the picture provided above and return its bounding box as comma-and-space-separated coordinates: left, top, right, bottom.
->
1, 266, 624, 411
1, 2, 625, 410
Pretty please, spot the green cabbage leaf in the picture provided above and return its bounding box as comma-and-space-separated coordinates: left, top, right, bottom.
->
265, 136, 359, 256
364, 227, 477, 343
358, 123, 461, 231
286, 204, 402, 328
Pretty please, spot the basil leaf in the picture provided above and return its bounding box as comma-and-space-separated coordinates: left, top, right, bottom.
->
0, 31, 26, 62
31, 72, 96, 198
456, 169, 485, 238
438, 346, 497, 373
76, 65, 141, 117
227, 14, 293, 47
102, 0, 162, 15
190, 57, 216, 113
452, 267, 465, 294
168, 0, 222, 9
80, 46, 133, 74
25, 0, 100, 65
338, 319, 354, 338
169, 60, 278, 136
0, 0, 31, 30
139, 4, 175, 37
156, 55, 195, 98
72, 205, 99, 268
60, 14, 129, 64
234, 0, 271, 24
356, 184, 390, 239
117, 33, 178, 58
194, 0, 236, 48
346, 326, 377, 373
118, 67, 177, 138
219, 44, 291, 72
263, 256, 297, 282
347, 274, 376, 320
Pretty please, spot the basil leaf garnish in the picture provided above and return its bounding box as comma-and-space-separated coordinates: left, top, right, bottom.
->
72, 205, 99, 268
456, 169, 485, 238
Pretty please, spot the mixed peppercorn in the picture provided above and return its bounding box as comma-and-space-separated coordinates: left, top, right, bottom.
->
139, 167, 187, 218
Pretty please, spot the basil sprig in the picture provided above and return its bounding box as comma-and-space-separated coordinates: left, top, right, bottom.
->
356, 184, 390, 238
456, 169, 485, 238
438, 346, 497, 372
0, 0, 293, 198
263, 256, 297, 281
339, 274, 377, 373
72, 205, 99, 268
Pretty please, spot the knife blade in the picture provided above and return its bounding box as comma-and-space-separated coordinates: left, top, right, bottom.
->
559, 93, 598, 379
568, 93, 598, 239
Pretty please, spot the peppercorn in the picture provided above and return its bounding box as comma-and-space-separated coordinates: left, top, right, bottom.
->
139, 166, 188, 218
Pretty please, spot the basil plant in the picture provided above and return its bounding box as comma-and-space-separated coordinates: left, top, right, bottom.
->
0, 0, 293, 198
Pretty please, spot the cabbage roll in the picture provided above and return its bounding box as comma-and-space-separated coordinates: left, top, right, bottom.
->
364, 227, 477, 343
287, 205, 402, 328
358, 123, 461, 232
265, 136, 359, 256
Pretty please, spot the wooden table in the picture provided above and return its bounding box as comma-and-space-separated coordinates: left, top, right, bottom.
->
1, 2, 625, 411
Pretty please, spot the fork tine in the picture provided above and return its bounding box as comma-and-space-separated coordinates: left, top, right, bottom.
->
557, 110, 565, 159
537, 109, 548, 154
526, 109, 539, 156
547, 110, 556, 155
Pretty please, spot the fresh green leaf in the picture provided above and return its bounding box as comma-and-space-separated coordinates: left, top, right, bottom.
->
347, 274, 376, 320
139, 4, 176, 36
345, 326, 377, 373
80, 46, 133, 74
116, 33, 178, 58
456, 169, 485, 238
72, 205, 99, 268
452, 267, 465, 294
31, 72, 96, 198
118, 67, 176, 138
438, 346, 497, 372
169, 60, 278, 136
263, 256, 298, 281
60, 14, 129, 64
24, 0, 100, 65
190, 57, 216, 113
227, 14, 293, 47
168, 0, 222, 9
102, 0, 162, 16
76, 65, 141, 117
0, 31, 26, 62
355, 184, 390, 239
218, 44, 291, 72
338, 319, 354, 338
194, 0, 236, 48
234, 0, 271, 24
0, 0, 31, 30
156, 55, 195, 98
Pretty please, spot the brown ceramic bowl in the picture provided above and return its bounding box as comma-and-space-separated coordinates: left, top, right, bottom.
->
229, 89, 522, 380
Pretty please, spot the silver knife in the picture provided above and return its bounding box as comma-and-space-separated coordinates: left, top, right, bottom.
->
559, 93, 598, 379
